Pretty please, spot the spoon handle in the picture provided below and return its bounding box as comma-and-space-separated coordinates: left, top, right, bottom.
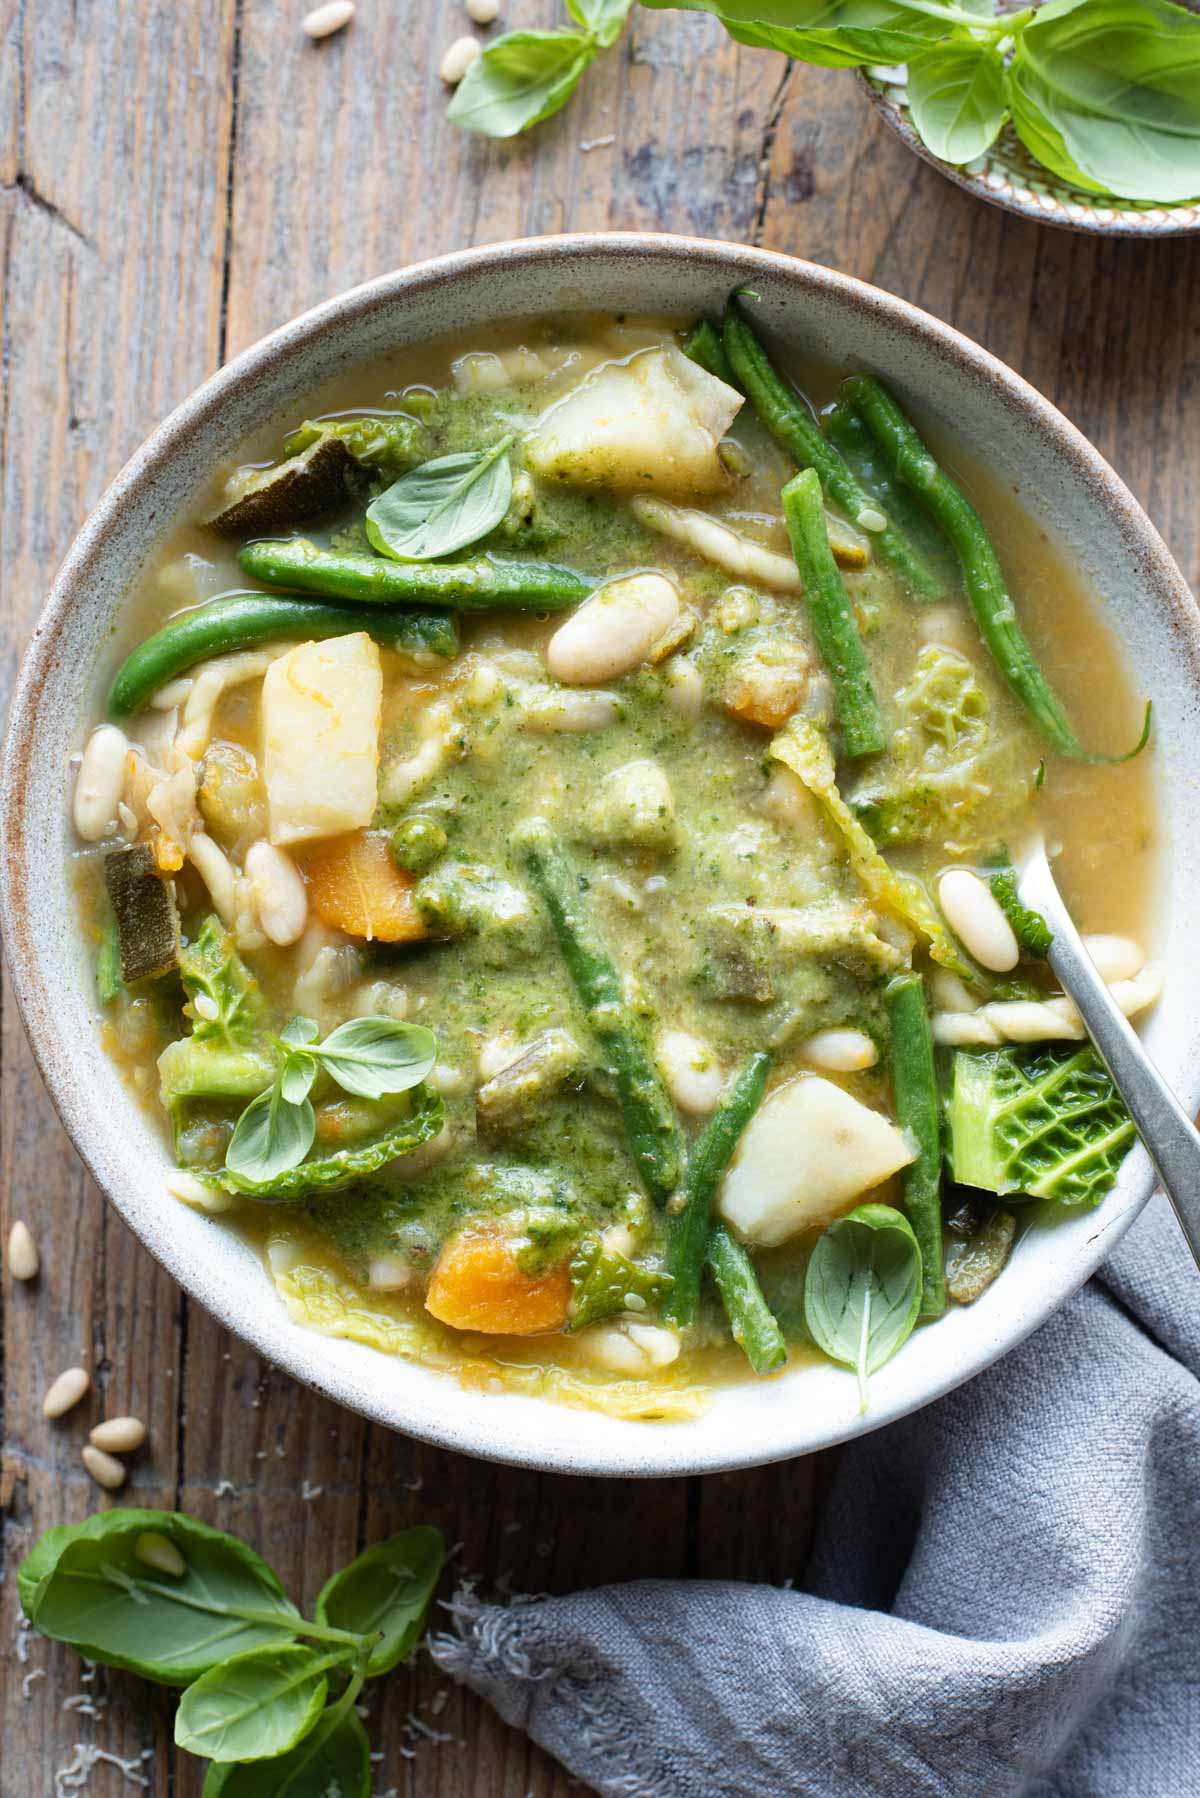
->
1019, 853, 1200, 1270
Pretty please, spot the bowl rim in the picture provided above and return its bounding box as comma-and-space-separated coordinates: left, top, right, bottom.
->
2, 231, 1197, 1477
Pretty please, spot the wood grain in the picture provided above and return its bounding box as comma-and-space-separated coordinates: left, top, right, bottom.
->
2, 2, 1197, 1792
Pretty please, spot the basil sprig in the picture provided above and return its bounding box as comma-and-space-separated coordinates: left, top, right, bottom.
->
452, 0, 1200, 210
19, 1508, 442, 1790
365, 437, 515, 562
803, 1202, 923, 1412
225, 1016, 437, 1186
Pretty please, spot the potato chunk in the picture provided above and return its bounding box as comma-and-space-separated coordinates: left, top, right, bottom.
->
717, 1075, 914, 1247
525, 346, 742, 498
262, 633, 382, 847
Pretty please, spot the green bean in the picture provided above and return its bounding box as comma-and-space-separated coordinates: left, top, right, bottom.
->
664, 1051, 771, 1329
514, 818, 684, 1203
706, 1227, 787, 1376
722, 299, 943, 602
682, 319, 737, 387
238, 539, 591, 612
107, 593, 459, 719
886, 973, 945, 1319
96, 916, 123, 1006
782, 467, 886, 759
843, 375, 1151, 763
823, 399, 950, 574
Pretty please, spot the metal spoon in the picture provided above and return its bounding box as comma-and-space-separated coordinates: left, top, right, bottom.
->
1017, 839, 1200, 1269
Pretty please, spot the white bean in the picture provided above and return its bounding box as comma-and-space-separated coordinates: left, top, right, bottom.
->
581, 1321, 681, 1374
466, 0, 500, 19
938, 869, 1019, 973
73, 725, 128, 840
1083, 934, 1144, 984
656, 1029, 726, 1116
303, 0, 354, 37
930, 968, 982, 1014
82, 1445, 127, 1492
547, 573, 680, 686
800, 1028, 878, 1073
439, 34, 481, 83
1109, 964, 1164, 1019
43, 1366, 90, 1419
135, 1531, 186, 1577
7, 1220, 39, 1281
983, 998, 1085, 1043
521, 689, 622, 733
90, 1416, 146, 1454
245, 840, 308, 946
932, 1011, 1003, 1047
187, 832, 239, 926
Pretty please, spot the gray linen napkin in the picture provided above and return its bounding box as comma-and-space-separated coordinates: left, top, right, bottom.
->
431, 1196, 1200, 1796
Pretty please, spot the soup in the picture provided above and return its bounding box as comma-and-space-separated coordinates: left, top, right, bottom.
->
72, 303, 1158, 1419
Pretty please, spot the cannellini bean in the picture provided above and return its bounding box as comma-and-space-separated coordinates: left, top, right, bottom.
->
631, 497, 800, 592
930, 968, 982, 1014
801, 1028, 878, 1073
73, 725, 128, 840
166, 1167, 237, 1214
135, 1531, 186, 1577
1083, 934, 1145, 984
521, 689, 623, 733
187, 832, 239, 926
656, 1029, 726, 1116
44, 1366, 90, 1419
245, 840, 308, 946
932, 1011, 1003, 1047
303, 0, 354, 38
1109, 964, 1164, 1018
90, 1416, 146, 1454
547, 573, 680, 685
581, 1320, 681, 1375
662, 656, 703, 723
983, 997, 1084, 1043
7, 1220, 38, 1281
938, 870, 1020, 973
933, 963, 1163, 1048
439, 34, 481, 83
82, 1445, 127, 1492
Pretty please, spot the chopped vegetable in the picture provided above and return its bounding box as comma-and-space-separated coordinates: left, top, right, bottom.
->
705, 1226, 787, 1376
262, 634, 382, 848
989, 868, 1053, 957
566, 1234, 673, 1332
946, 1207, 1017, 1304
425, 1227, 572, 1334
681, 317, 737, 387
104, 843, 180, 984
946, 1046, 1136, 1205
476, 1028, 584, 1132
157, 919, 274, 1111
202, 1084, 444, 1200
283, 412, 424, 479
303, 832, 427, 943
206, 436, 361, 537
96, 915, 123, 1005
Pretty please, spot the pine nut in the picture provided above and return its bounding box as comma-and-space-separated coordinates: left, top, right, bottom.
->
43, 1366, 90, 1420
548, 574, 681, 686
73, 725, 129, 841
467, 0, 500, 19
800, 1028, 879, 1073
245, 840, 308, 946
90, 1417, 146, 1454
82, 1445, 127, 1492
938, 869, 1019, 973
440, 35, 481, 84
303, 0, 354, 39
135, 1531, 186, 1577
7, 1220, 39, 1281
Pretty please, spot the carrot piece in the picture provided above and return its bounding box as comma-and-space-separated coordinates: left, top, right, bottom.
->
425, 1229, 571, 1336
301, 830, 426, 942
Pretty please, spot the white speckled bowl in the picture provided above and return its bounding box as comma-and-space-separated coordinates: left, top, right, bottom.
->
3, 235, 1198, 1477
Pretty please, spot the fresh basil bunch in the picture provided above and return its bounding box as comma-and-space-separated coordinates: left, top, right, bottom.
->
451, 0, 1200, 209
19, 1509, 443, 1791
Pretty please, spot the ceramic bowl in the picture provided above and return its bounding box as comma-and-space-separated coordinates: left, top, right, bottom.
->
3, 235, 1198, 1477
860, 67, 1200, 237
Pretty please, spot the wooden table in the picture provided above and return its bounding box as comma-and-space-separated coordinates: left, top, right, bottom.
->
2, 4, 1197, 1789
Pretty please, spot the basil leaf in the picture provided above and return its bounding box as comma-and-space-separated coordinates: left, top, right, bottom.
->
226, 1079, 315, 1183
176, 1642, 350, 1764
19, 1508, 300, 1685
281, 1016, 320, 1047
446, 30, 595, 137
365, 438, 515, 563
640, 1, 966, 67
280, 1055, 318, 1105
202, 1707, 371, 1797
566, 0, 635, 47
203, 1083, 444, 1200
315, 1526, 443, 1677
908, 39, 1008, 164
1010, 0, 1200, 204
310, 1018, 438, 1101
804, 1202, 922, 1411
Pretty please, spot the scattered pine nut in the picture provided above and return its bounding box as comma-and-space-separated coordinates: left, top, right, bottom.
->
466, 0, 500, 21
303, 0, 355, 38
82, 1445, 127, 1492
440, 34, 482, 84
43, 1366, 91, 1420
135, 1531, 186, 1578
7, 1220, 39, 1281
90, 1417, 147, 1454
